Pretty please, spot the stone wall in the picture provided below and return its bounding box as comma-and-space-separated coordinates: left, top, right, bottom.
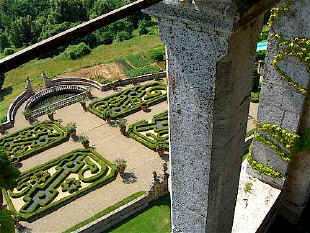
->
75, 165, 169, 233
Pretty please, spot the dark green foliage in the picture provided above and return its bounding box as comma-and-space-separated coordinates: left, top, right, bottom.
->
4, 148, 117, 222
0, 0, 156, 52
0, 115, 6, 123
0, 206, 15, 233
101, 31, 113, 45
0, 152, 21, 191
256, 50, 267, 60
3, 48, 14, 55
0, 121, 68, 161
150, 48, 164, 62
125, 66, 160, 77
0, 73, 4, 90
138, 20, 148, 35
63, 42, 91, 59
114, 31, 132, 42
88, 82, 167, 120
127, 111, 169, 151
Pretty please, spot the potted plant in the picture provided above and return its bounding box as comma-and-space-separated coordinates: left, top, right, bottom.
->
79, 97, 87, 111
79, 135, 89, 148
130, 79, 137, 86
102, 110, 112, 122
141, 102, 148, 112
66, 122, 77, 139
153, 72, 161, 81
0, 124, 5, 134
46, 107, 56, 121
154, 135, 166, 156
86, 87, 93, 99
116, 118, 127, 134
114, 159, 127, 175
23, 110, 32, 121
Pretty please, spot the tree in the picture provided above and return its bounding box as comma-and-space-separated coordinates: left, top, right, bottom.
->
0, 152, 21, 208
0, 73, 4, 90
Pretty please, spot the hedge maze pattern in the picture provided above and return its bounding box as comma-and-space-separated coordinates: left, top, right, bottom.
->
4, 149, 117, 222
88, 82, 167, 119
0, 121, 68, 160
127, 111, 169, 151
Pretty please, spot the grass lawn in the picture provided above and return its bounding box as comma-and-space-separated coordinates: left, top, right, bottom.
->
0, 34, 164, 119
105, 194, 171, 233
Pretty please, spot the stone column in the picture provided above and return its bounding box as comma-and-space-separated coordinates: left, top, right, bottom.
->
248, 0, 310, 190
144, 1, 263, 232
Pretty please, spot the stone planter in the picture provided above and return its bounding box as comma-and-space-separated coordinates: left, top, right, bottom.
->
157, 148, 165, 156
86, 91, 92, 99
48, 114, 54, 121
141, 104, 148, 112
82, 142, 89, 148
120, 127, 126, 134
80, 102, 87, 111
70, 130, 76, 139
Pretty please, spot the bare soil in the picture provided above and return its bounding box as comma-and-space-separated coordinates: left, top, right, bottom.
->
57, 62, 127, 81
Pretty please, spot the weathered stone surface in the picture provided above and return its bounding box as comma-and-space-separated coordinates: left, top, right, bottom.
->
250, 0, 310, 188
145, 2, 263, 232
252, 140, 288, 175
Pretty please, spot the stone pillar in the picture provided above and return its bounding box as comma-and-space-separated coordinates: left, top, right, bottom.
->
25, 77, 33, 92
41, 71, 54, 88
248, 0, 310, 190
144, 1, 263, 232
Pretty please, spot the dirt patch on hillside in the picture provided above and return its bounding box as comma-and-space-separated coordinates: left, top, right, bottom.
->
57, 62, 127, 81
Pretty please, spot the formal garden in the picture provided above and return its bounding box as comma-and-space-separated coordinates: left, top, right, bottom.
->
0, 75, 171, 233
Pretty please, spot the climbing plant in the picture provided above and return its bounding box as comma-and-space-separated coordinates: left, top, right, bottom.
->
249, 0, 310, 176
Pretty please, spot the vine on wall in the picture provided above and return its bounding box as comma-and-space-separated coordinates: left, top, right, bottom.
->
249, 0, 310, 176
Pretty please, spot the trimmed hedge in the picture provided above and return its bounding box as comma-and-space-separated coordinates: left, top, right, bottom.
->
0, 121, 68, 161
88, 82, 167, 120
4, 148, 117, 222
63, 191, 147, 233
127, 111, 169, 152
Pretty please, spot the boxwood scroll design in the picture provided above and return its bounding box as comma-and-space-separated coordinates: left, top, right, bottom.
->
3, 148, 117, 222
127, 111, 169, 151
88, 82, 167, 119
0, 121, 68, 160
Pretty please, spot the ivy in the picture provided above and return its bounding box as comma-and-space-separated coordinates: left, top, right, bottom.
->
247, 143, 286, 179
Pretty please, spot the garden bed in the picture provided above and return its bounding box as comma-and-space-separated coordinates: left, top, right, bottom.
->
0, 121, 68, 160
3, 148, 117, 222
127, 111, 169, 152
88, 82, 167, 119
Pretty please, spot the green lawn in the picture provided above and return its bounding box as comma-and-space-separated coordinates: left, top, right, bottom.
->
0, 34, 164, 119
105, 194, 171, 233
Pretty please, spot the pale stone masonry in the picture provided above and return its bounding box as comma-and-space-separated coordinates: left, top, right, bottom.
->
248, 0, 310, 189
144, 1, 263, 232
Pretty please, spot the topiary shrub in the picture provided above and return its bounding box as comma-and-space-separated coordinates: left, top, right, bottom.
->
63, 42, 91, 60
150, 48, 164, 62
3, 48, 14, 56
